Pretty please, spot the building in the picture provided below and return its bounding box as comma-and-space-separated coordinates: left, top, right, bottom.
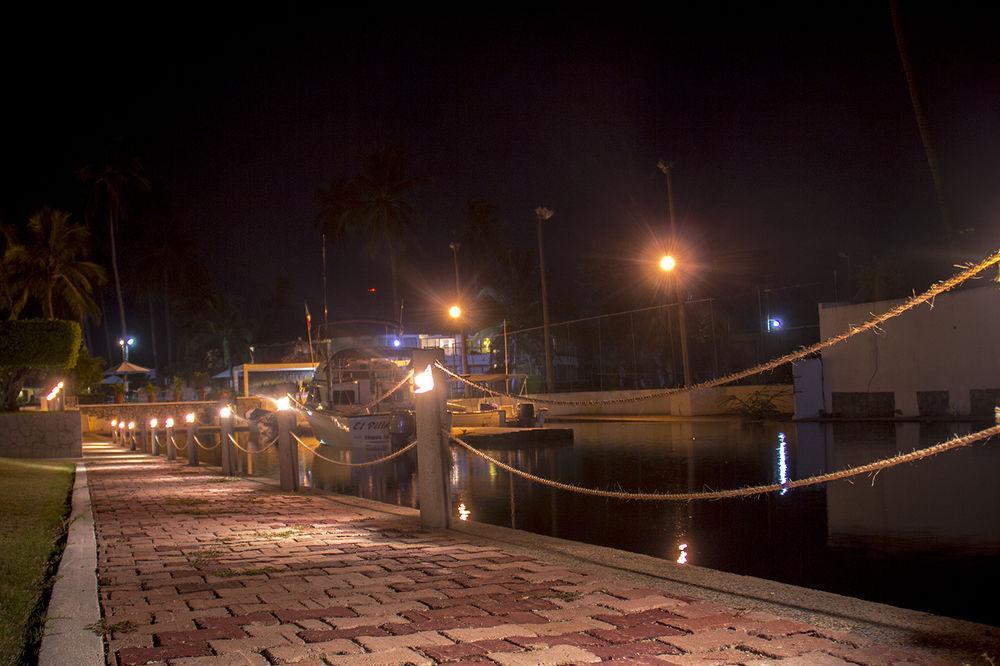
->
796, 284, 1000, 419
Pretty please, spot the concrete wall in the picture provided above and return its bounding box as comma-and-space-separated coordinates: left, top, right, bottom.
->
818, 285, 1000, 417
0, 411, 82, 458
451, 384, 793, 417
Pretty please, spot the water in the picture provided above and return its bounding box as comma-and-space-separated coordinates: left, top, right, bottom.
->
312, 419, 1000, 626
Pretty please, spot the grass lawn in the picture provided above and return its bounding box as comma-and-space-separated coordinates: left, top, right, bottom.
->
0, 458, 75, 666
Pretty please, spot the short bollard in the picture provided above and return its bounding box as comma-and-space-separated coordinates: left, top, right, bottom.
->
246, 416, 260, 477
128, 423, 137, 451
150, 419, 161, 456
413, 349, 451, 529
185, 414, 199, 467
220, 407, 235, 476
165, 418, 176, 461
141, 420, 150, 454
276, 410, 298, 491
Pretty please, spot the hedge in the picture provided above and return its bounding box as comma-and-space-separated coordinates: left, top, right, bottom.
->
0, 320, 82, 370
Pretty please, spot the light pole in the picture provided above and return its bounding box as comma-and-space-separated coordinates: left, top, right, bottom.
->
657, 159, 691, 387
535, 207, 555, 392
117, 337, 135, 400
449, 242, 468, 376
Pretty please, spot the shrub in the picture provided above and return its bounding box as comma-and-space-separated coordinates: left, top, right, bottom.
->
0, 319, 81, 411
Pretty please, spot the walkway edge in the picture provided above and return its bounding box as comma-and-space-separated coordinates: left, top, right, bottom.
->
39, 462, 104, 666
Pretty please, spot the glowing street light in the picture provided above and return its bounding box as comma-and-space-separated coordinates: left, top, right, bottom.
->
184, 412, 195, 424
165, 417, 174, 428
219, 406, 232, 419
275, 396, 291, 411
448, 304, 462, 319
659, 254, 677, 272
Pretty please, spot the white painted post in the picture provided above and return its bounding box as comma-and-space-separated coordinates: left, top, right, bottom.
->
246, 417, 259, 477
276, 411, 299, 491
186, 419, 199, 467
220, 411, 235, 476
150, 421, 160, 456
413, 349, 451, 529
141, 420, 150, 454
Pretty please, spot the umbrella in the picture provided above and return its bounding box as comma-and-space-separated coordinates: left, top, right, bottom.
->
105, 361, 152, 376
100, 375, 125, 385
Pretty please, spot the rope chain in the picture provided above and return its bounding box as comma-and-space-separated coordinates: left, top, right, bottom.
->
446, 424, 1000, 501
361, 371, 414, 411
292, 433, 417, 467
170, 436, 187, 450
193, 435, 220, 451
436, 249, 1000, 406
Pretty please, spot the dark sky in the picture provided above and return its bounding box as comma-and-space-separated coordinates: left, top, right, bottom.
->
3, 4, 999, 342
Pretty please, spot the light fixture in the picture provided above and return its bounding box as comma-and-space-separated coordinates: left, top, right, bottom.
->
185, 412, 195, 424
414, 365, 435, 394
165, 417, 174, 428
127, 337, 135, 346
118, 421, 126, 429
448, 305, 461, 319
767, 317, 783, 332
659, 254, 677, 272
275, 396, 291, 411
149, 418, 158, 428
677, 543, 688, 565
392, 338, 401, 348
128, 421, 136, 430
111, 419, 118, 427
219, 406, 232, 419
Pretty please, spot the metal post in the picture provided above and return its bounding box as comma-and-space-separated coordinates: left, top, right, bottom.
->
535, 207, 555, 392
413, 348, 450, 529
186, 419, 199, 467
676, 284, 692, 387
220, 412, 235, 476
166, 422, 176, 461
276, 411, 298, 491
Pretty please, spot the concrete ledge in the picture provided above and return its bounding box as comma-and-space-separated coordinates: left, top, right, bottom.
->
310, 489, 1000, 662
39, 462, 103, 666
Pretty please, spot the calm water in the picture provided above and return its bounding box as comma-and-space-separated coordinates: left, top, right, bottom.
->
309, 419, 1000, 625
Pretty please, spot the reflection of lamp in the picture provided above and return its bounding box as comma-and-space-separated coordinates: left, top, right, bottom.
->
414, 365, 435, 394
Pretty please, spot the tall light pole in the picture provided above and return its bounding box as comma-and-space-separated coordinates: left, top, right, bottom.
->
657, 160, 691, 387
449, 241, 468, 376
535, 207, 555, 392
118, 337, 135, 400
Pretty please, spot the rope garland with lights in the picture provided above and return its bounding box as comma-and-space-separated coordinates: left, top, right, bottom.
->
291, 432, 417, 467
447, 424, 1000, 501
436, 249, 1000, 407
193, 436, 220, 451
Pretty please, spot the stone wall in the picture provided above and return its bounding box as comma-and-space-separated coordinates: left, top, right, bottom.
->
0, 411, 82, 458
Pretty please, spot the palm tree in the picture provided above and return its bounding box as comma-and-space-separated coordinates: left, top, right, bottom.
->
80, 155, 151, 339
318, 147, 422, 321
0, 227, 29, 320
4, 208, 106, 320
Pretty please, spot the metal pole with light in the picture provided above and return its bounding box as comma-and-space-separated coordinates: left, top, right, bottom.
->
118, 337, 135, 399
535, 206, 555, 392
657, 160, 692, 388
449, 242, 469, 377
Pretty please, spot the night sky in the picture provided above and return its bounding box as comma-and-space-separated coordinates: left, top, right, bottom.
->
3, 4, 998, 347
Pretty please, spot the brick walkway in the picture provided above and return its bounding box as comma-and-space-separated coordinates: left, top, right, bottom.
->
85, 439, 956, 666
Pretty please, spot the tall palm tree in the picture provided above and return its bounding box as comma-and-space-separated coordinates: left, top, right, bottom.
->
80, 155, 150, 339
318, 148, 422, 321
4, 208, 106, 320
0, 226, 29, 320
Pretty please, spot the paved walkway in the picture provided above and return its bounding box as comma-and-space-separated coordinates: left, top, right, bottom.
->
85, 438, 958, 665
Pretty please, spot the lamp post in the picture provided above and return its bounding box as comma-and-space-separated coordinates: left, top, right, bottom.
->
657, 160, 692, 388
117, 336, 135, 400
535, 207, 555, 392
449, 242, 468, 376
658, 253, 691, 388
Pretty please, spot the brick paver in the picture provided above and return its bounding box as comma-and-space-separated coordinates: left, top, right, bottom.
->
84, 440, 957, 665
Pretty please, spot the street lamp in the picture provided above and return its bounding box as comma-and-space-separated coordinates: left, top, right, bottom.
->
656, 251, 691, 387
448, 242, 468, 377
117, 337, 135, 362
535, 206, 555, 392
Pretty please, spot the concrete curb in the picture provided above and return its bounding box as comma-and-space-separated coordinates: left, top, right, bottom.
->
39, 462, 104, 666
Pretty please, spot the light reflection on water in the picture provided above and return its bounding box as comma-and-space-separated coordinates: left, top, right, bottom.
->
308, 419, 999, 625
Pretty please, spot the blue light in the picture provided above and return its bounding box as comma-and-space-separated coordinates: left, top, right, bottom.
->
392, 338, 401, 348
767, 318, 782, 332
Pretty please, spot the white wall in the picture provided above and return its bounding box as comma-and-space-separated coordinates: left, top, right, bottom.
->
818, 284, 1000, 417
